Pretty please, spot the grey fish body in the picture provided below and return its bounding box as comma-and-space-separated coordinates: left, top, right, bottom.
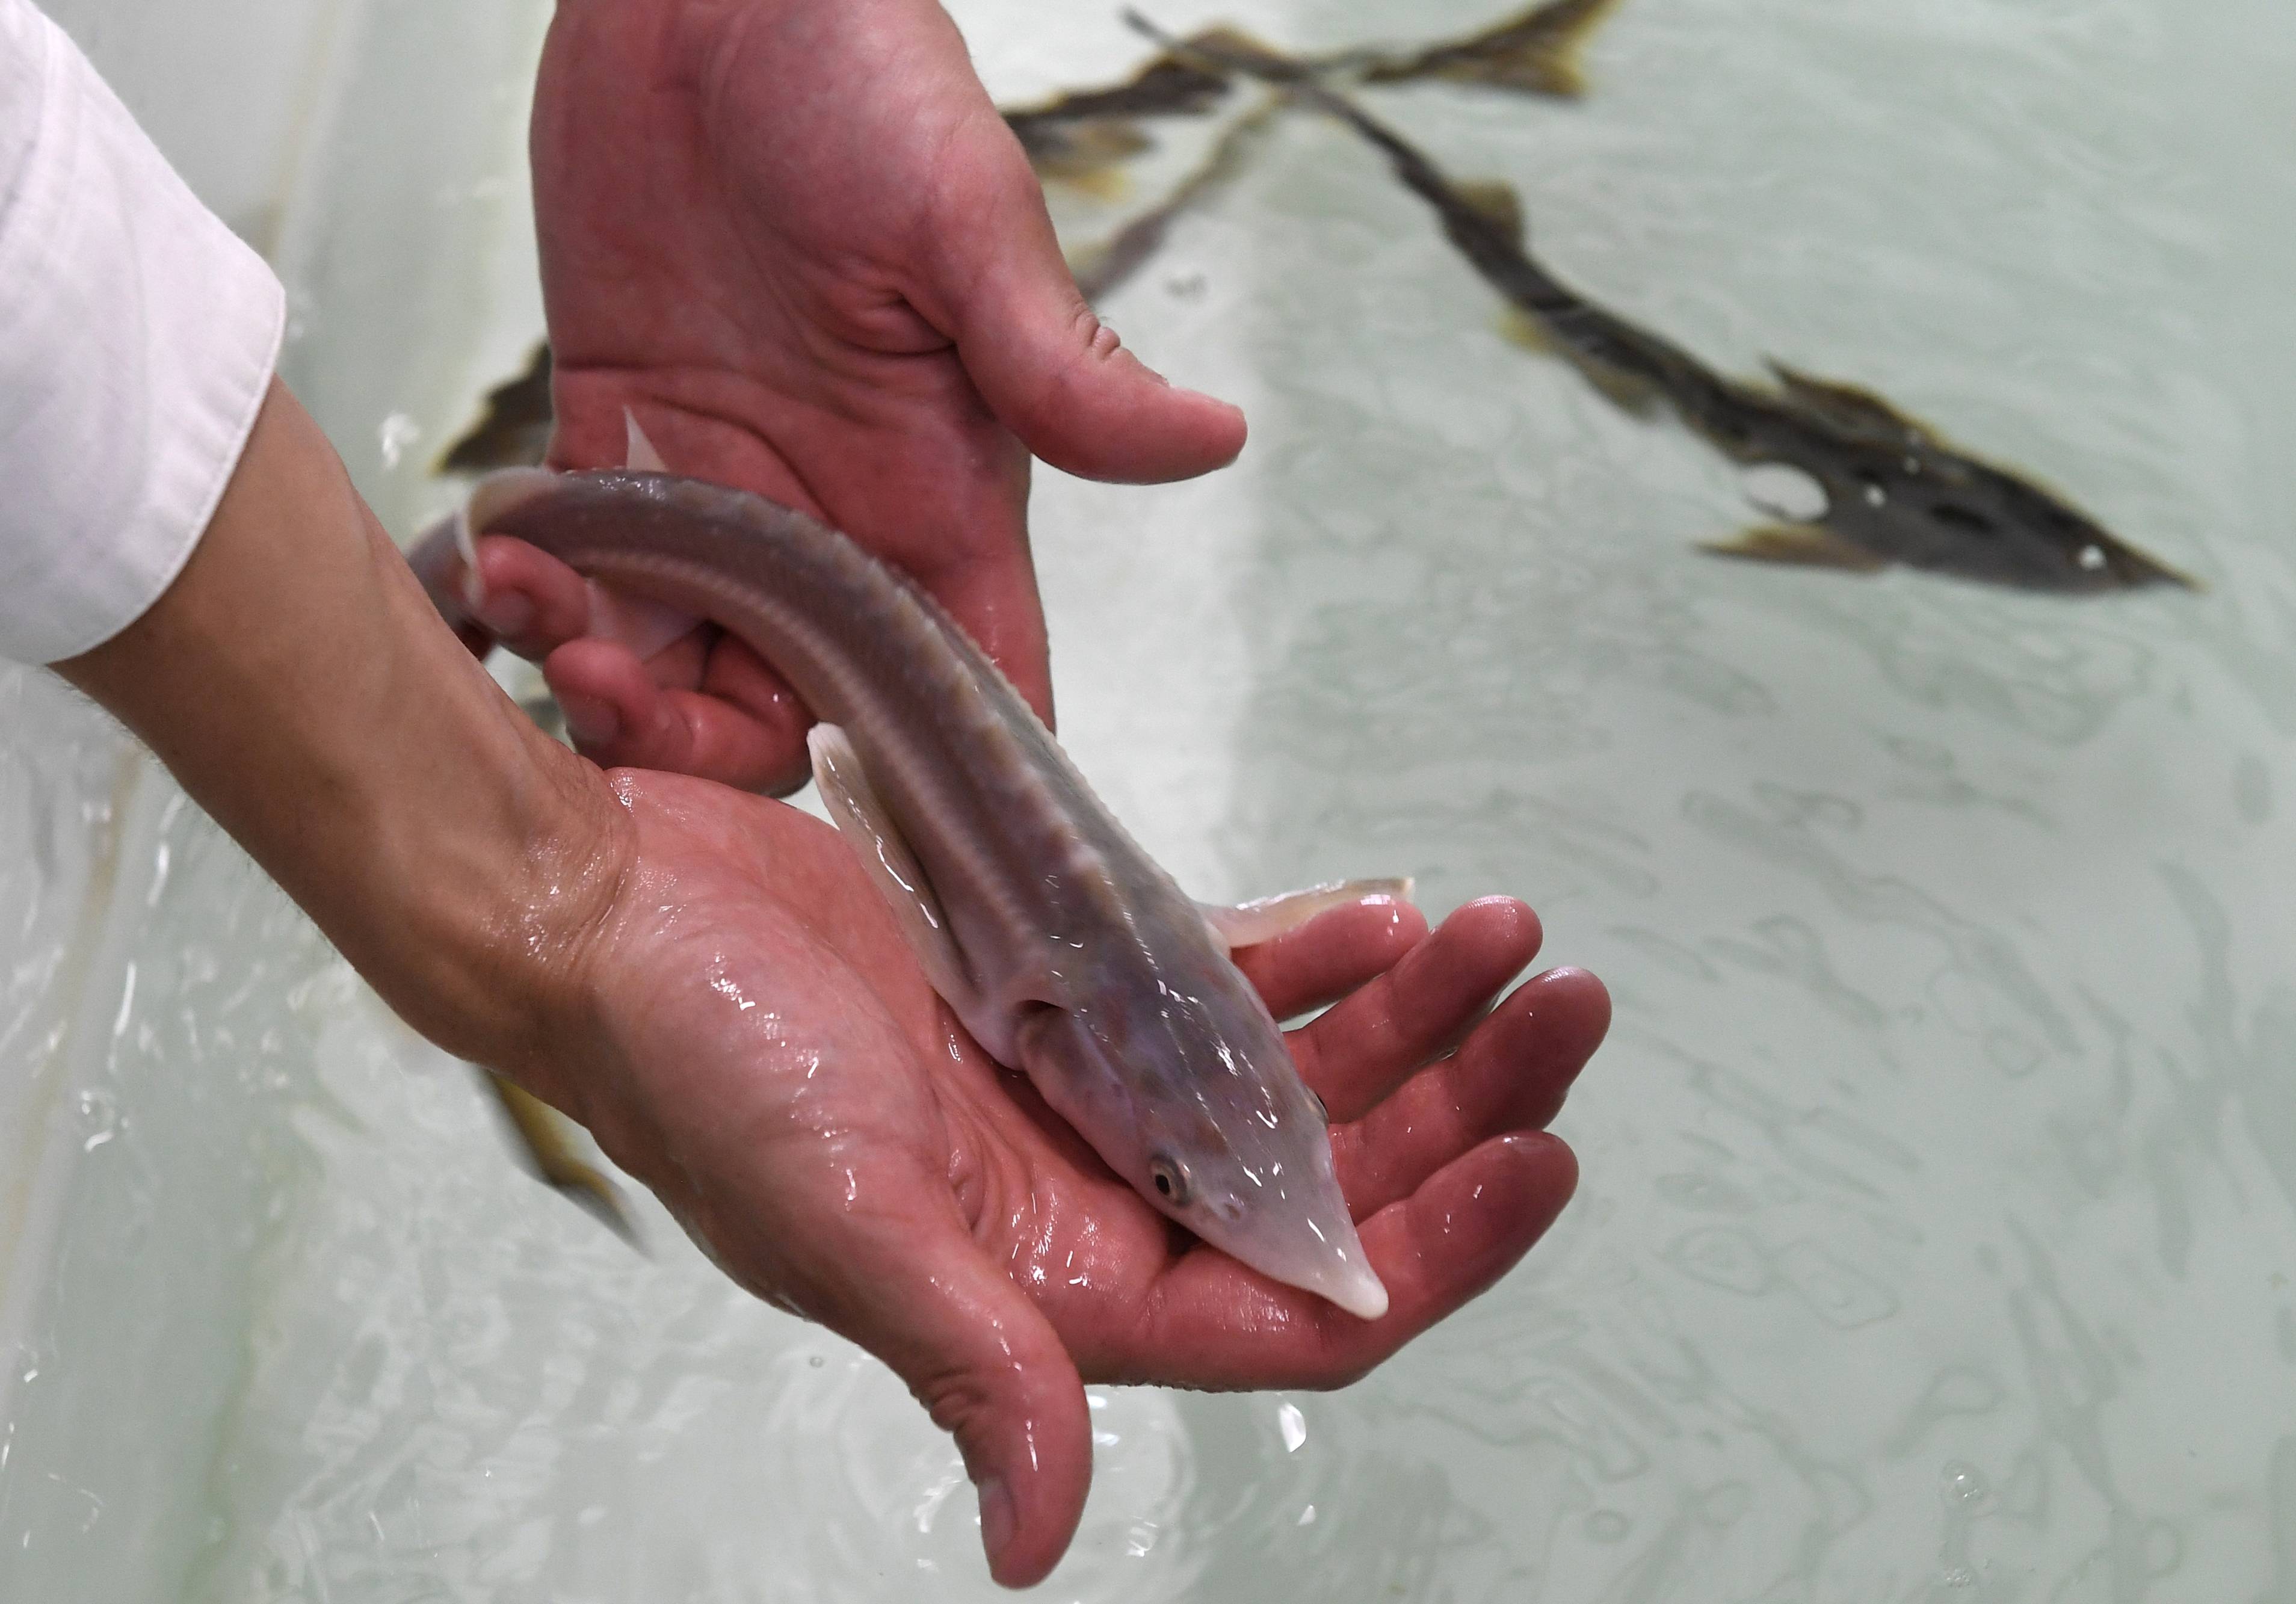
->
424, 470, 1389, 1319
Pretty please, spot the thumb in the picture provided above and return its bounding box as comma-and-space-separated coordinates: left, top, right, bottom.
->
928, 142, 1246, 484
854, 1225, 1094, 1587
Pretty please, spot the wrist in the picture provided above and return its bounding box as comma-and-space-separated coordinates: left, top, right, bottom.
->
58, 381, 636, 1097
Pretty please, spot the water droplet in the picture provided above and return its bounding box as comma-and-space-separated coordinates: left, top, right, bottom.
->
378, 413, 422, 471
1940, 1459, 1990, 1509
1277, 1401, 1307, 1453
2078, 544, 2106, 571
1864, 483, 1888, 508
1297, 1504, 1316, 1526
1941, 1565, 1977, 1588
76, 1088, 119, 1152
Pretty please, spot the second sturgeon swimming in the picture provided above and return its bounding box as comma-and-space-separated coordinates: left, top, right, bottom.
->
416, 465, 1401, 1320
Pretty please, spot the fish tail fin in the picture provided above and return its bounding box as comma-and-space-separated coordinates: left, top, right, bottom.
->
1363, 0, 1628, 99
485, 1072, 644, 1249
1514, 0, 1629, 99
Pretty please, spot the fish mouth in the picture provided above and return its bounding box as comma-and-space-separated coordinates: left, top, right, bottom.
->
1208, 1209, 1390, 1321
1307, 1258, 1390, 1322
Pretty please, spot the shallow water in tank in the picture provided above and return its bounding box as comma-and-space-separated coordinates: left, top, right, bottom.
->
4, 0, 2294, 1598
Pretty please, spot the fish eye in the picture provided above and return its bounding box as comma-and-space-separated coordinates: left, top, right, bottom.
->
1148, 1153, 1194, 1206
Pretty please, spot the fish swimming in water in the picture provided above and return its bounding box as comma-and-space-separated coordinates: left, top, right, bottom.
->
433, 2, 1631, 469
1003, 40, 1236, 184
1009, 0, 1625, 193
433, 90, 1267, 469
1143, 18, 2197, 594
409, 449, 1404, 1319
1066, 91, 1282, 303
487, 1073, 638, 1244
436, 343, 554, 475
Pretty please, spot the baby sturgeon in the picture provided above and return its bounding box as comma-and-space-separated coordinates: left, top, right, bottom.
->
425, 468, 1399, 1320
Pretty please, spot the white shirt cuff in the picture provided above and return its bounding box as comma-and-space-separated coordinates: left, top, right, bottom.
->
0, 0, 285, 665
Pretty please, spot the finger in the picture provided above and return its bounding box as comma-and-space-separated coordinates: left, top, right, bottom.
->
1334, 967, 1610, 1220
466, 534, 600, 658
543, 638, 814, 794
839, 1222, 1095, 1589
1233, 896, 1430, 1022
1118, 1131, 1577, 1390
1291, 897, 1543, 1123
922, 126, 1246, 485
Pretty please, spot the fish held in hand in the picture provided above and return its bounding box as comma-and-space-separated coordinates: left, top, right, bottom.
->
413, 465, 1401, 1320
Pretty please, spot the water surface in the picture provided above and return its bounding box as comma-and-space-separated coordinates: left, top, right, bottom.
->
4, 0, 2294, 1597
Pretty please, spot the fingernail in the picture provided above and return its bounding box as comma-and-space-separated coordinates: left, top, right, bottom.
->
976, 1476, 1014, 1571
558, 692, 619, 747
476, 591, 532, 638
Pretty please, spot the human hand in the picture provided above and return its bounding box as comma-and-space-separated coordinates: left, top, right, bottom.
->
466, 0, 1245, 792
543, 769, 1606, 1587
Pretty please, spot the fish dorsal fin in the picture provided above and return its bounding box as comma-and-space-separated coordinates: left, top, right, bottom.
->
1455, 178, 1528, 246
1765, 362, 1936, 446
623, 409, 668, 472
1186, 25, 1295, 74
1700, 523, 1890, 573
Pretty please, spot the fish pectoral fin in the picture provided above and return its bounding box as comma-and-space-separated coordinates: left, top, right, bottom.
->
1455, 178, 1528, 246
622, 408, 668, 472
808, 725, 981, 1014
1701, 523, 1890, 573
1496, 305, 1552, 353
485, 1072, 642, 1248
1199, 877, 1417, 952
1764, 362, 1938, 446
1570, 352, 1670, 418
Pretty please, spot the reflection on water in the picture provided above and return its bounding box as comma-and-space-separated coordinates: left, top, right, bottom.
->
4, 0, 2295, 1597
1186, 0, 2295, 1593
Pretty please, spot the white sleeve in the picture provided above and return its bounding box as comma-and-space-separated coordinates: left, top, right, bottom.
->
0, 0, 284, 665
